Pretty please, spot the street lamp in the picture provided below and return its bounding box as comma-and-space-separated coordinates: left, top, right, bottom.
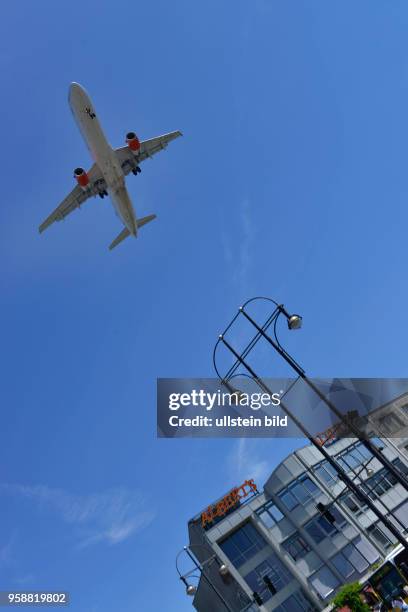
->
175, 545, 240, 611
186, 584, 197, 597
219, 563, 230, 577
213, 296, 408, 553
287, 314, 303, 330
228, 297, 408, 493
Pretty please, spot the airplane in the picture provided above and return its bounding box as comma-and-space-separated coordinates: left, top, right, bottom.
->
39, 82, 182, 250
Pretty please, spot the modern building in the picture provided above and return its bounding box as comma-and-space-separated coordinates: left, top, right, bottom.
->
185, 434, 408, 611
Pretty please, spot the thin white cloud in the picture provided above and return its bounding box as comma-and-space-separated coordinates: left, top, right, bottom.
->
0, 536, 14, 567
234, 198, 253, 290
226, 439, 270, 487
0, 484, 155, 548
222, 198, 255, 295
14, 574, 36, 586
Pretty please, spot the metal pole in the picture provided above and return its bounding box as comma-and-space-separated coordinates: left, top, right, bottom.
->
334, 453, 407, 534
219, 335, 408, 552
239, 307, 408, 492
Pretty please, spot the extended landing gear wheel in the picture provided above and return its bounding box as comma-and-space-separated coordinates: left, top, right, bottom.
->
98, 192, 104, 199
136, 166, 141, 174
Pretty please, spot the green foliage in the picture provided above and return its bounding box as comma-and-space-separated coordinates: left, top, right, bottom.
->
332, 582, 371, 612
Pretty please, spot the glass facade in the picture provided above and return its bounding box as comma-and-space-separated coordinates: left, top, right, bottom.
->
339, 458, 408, 521
314, 460, 338, 488
309, 566, 340, 599
192, 437, 408, 611
278, 476, 320, 511
304, 507, 347, 543
394, 457, 408, 476
367, 522, 397, 550
336, 441, 373, 473
331, 551, 355, 579
244, 553, 292, 603
361, 466, 400, 498
256, 500, 284, 529
328, 537, 379, 583
273, 590, 317, 611
282, 533, 311, 561
340, 490, 367, 516
218, 522, 267, 568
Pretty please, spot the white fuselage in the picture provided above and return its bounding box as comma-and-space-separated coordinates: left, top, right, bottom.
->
68, 83, 137, 235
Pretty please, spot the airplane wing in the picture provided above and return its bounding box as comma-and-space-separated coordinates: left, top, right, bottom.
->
115, 130, 182, 176
39, 163, 107, 233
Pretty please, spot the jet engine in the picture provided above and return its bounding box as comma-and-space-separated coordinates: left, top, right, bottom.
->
126, 132, 141, 153
74, 167, 90, 189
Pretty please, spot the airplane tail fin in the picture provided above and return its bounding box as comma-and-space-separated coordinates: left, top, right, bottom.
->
108, 215, 156, 250
109, 227, 130, 250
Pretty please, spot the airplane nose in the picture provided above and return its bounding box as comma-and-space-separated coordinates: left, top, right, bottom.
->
69, 82, 80, 93
68, 82, 86, 105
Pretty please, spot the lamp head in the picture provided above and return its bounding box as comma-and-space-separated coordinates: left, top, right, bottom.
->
287, 314, 302, 330
219, 563, 229, 577
186, 585, 197, 597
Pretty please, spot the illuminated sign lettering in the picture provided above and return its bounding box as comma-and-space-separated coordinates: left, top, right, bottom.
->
201, 479, 258, 528
314, 411, 360, 447
314, 423, 340, 447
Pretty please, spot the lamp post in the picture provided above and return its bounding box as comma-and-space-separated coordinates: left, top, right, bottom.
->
176, 545, 253, 611
235, 297, 408, 492
323, 451, 407, 536
213, 297, 408, 552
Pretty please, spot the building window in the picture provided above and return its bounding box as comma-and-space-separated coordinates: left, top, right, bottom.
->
320, 537, 377, 582
279, 489, 298, 511
314, 461, 338, 488
367, 523, 397, 551
244, 553, 292, 604
377, 413, 404, 435
282, 533, 311, 561
309, 566, 340, 599
330, 537, 379, 579
361, 467, 398, 498
339, 459, 407, 508
340, 491, 367, 515
336, 442, 373, 473
343, 542, 369, 573
304, 507, 347, 543
305, 519, 326, 544
331, 551, 356, 579
218, 522, 267, 568
278, 476, 320, 511
399, 403, 408, 418
256, 501, 284, 529
394, 457, 408, 476
273, 590, 317, 611
393, 500, 408, 529
353, 535, 380, 565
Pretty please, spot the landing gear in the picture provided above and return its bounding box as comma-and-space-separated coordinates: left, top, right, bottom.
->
98, 190, 108, 199
131, 166, 142, 176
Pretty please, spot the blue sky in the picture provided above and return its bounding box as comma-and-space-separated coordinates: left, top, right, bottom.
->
2, 1, 408, 610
